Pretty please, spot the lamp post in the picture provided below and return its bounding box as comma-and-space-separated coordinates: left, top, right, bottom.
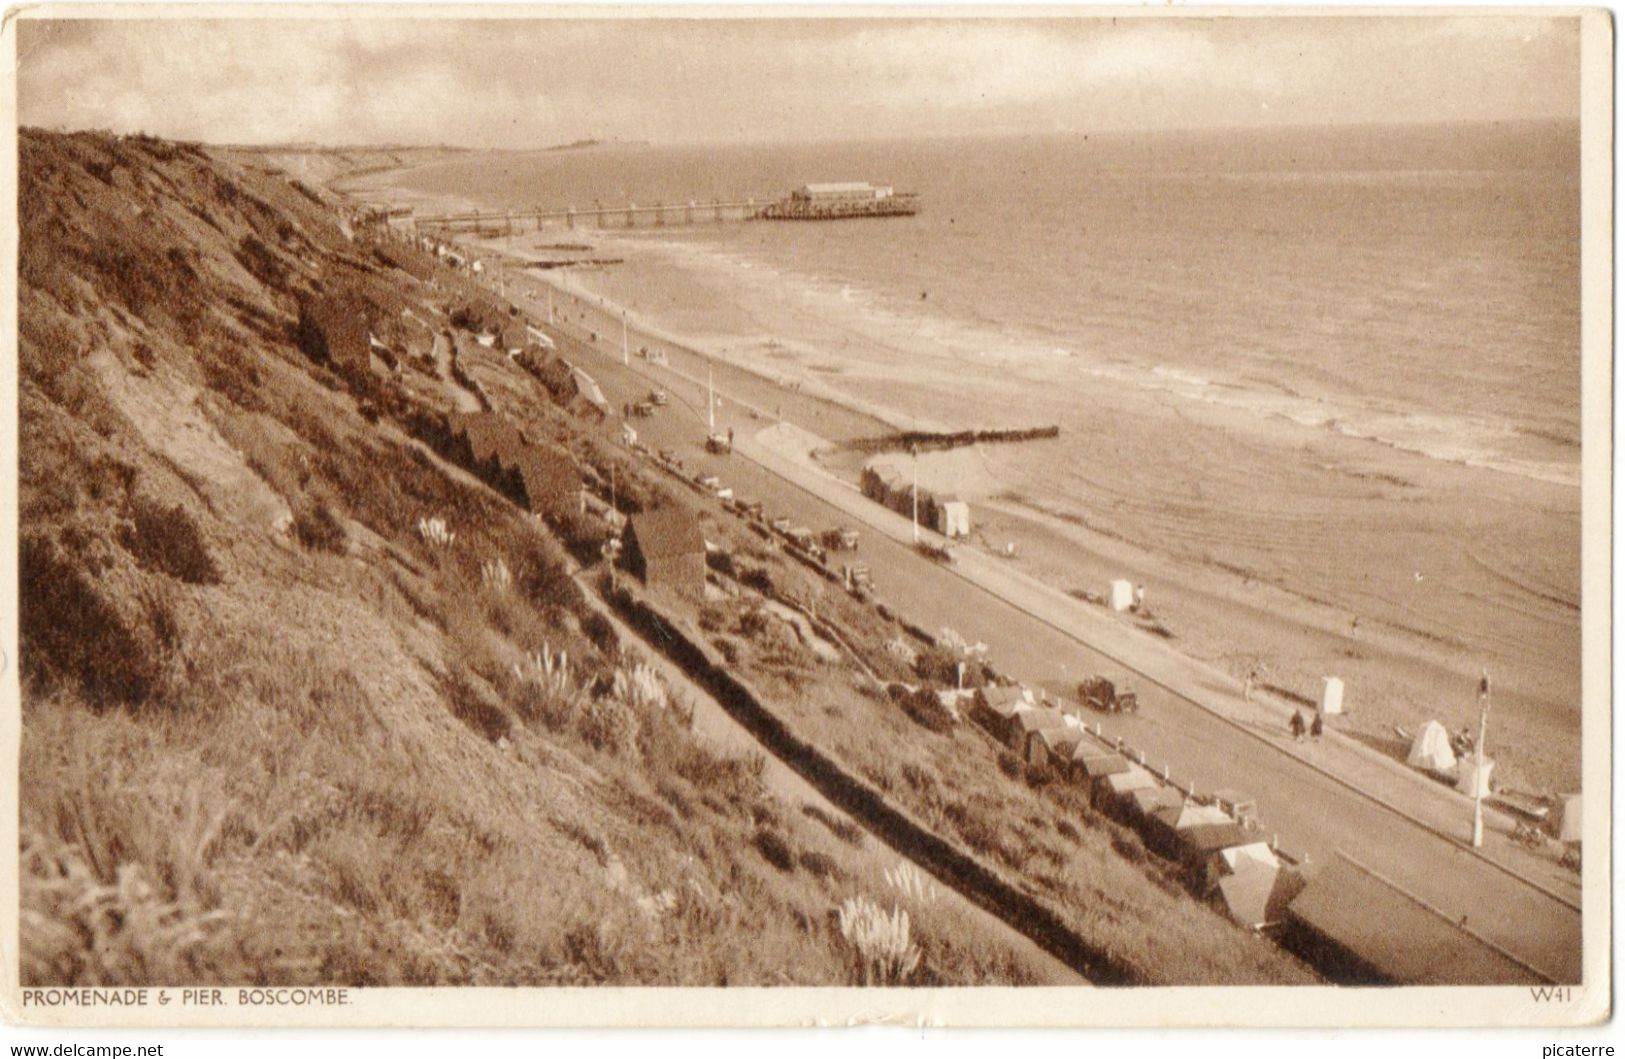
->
911, 442, 920, 544
1471, 668, 1491, 848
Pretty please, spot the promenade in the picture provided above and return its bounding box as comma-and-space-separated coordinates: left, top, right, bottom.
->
478, 255, 1585, 986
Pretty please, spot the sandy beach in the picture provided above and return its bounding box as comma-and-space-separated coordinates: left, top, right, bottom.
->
357, 175, 1581, 799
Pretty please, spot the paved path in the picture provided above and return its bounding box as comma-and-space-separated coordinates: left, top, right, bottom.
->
476, 261, 1584, 986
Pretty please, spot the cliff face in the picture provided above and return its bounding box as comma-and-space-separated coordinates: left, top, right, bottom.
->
17, 130, 1029, 987
15, 129, 1315, 992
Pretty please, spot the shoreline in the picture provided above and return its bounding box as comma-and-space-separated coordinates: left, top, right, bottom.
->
351, 172, 1580, 797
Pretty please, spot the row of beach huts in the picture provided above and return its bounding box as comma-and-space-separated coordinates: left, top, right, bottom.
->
955, 680, 1309, 933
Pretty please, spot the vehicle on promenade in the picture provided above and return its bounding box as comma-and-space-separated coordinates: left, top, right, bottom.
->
1079, 676, 1139, 715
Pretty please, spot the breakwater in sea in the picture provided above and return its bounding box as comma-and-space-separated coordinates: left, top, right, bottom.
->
842, 426, 1060, 456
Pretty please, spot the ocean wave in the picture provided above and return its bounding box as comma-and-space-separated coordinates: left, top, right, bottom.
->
599, 232, 1581, 489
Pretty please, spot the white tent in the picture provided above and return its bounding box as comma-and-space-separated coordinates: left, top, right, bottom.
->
1320, 676, 1345, 716
937, 498, 971, 539
1555, 794, 1582, 843
1109, 579, 1135, 612
1456, 754, 1495, 797
1406, 721, 1457, 774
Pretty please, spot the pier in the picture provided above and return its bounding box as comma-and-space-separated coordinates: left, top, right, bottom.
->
409, 182, 920, 234
412, 199, 765, 234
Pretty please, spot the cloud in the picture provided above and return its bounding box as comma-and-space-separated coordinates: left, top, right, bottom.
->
16, 15, 1582, 147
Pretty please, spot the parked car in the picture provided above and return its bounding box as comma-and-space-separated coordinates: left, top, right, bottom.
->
1079, 676, 1139, 714
821, 528, 860, 551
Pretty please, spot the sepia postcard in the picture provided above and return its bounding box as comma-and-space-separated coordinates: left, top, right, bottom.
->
0, 4, 1612, 1030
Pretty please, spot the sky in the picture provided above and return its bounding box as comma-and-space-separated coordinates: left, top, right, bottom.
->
16, 13, 1582, 149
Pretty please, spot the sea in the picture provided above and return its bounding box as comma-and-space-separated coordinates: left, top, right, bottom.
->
386, 121, 1582, 488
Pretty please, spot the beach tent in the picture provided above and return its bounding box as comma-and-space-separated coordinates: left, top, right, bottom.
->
1456, 754, 1495, 797
1321, 677, 1345, 716
1109, 579, 1135, 612
937, 498, 972, 539
1406, 721, 1457, 774
1555, 794, 1582, 843
1218, 863, 1307, 930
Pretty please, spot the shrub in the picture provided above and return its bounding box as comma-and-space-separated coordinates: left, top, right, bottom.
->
441, 668, 512, 743
21, 829, 242, 985
835, 897, 920, 986
798, 851, 841, 880
752, 827, 796, 873
1110, 828, 1148, 865
883, 861, 940, 906
118, 495, 222, 585
20, 534, 167, 706
996, 751, 1022, 779
898, 687, 953, 734
575, 696, 636, 757
293, 499, 347, 554
800, 805, 865, 847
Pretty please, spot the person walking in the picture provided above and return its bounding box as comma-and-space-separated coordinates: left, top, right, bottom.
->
1310, 712, 1324, 741
1289, 710, 1306, 742
1243, 668, 1258, 705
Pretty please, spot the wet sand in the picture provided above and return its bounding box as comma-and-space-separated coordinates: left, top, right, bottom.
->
364, 190, 1581, 797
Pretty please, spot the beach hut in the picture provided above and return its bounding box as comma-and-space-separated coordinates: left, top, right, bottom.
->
971, 685, 1034, 742
1204, 840, 1280, 893
1406, 721, 1457, 775
1071, 749, 1134, 805
1125, 785, 1186, 826
1455, 754, 1495, 797
1109, 579, 1135, 612
1098, 765, 1159, 816
1007, 707, 1067, 751
1143, 801, 1234, 860
1172, 822, 1249, 879
1217, 863, 1307, 930
1026, 725, 1086, 768
568, 366, 610, 421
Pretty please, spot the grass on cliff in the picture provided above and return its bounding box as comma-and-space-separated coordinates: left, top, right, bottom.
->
18, 128, 1064, 987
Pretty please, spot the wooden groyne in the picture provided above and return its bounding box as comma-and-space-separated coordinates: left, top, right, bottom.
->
843, 425, 1061, 456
